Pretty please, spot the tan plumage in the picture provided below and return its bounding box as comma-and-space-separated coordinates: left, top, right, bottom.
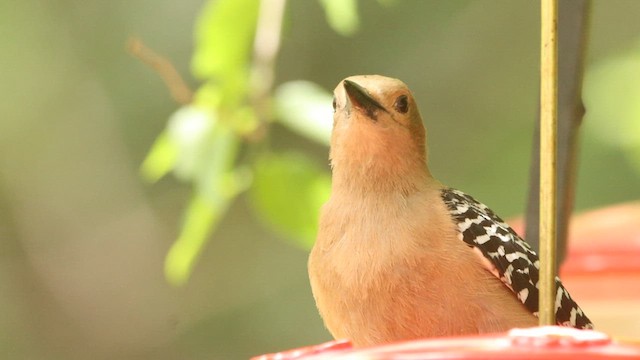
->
308, 75, 537, 347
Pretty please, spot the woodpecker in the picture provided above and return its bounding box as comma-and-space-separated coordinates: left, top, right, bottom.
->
308, 75, 593, 347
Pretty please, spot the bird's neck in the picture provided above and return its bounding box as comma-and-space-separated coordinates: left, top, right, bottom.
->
329, 126, 433, 196
330, 158, 433, 197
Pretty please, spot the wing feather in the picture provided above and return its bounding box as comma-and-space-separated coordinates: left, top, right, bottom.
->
441, 188, 593, 329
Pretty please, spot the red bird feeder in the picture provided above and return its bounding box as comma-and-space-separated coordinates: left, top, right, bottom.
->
253, 327, 640, 360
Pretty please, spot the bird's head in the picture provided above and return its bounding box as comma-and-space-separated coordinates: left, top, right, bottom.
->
329, 75, 429, 188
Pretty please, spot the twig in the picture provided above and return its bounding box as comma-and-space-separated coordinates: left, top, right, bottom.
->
127, 37, 193, 105
247, 0, 288, 141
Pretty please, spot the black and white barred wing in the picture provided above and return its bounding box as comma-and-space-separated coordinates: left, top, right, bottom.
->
441, 188, 593, 329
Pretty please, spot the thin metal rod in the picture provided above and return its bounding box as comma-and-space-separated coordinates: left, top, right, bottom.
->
539, 0, 559, 326
525, 0, 591, 271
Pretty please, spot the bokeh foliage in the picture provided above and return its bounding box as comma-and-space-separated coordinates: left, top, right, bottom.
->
143, 0, 371, 285
583, 41, 640, 173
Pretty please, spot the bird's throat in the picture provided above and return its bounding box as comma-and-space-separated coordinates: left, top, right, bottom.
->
330, 159, 431, 198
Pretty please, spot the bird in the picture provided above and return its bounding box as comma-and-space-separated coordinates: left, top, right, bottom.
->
307, 75, 593, 347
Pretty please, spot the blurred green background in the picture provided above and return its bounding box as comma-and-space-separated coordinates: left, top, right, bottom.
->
2, 1, 640, 359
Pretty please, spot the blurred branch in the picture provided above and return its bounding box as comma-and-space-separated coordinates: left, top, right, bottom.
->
247, 0, 287, 141
127, 37, 193, 105
526, 0, 591, 266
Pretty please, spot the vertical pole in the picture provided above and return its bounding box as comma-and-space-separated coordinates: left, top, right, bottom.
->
539, 0, 559, 326
525, 0, 592, 268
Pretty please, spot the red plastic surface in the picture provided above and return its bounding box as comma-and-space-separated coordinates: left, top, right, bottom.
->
252, 339, 352, 360
508, 201, 640, 277
253, 327, 640, 360
254, 203, 640, 359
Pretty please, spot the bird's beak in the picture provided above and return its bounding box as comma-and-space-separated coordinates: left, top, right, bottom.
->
343, 80, 386, 120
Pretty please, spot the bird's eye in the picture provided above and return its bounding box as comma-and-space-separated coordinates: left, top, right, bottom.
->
332, 96, 337, 112
394, 95, 409, 114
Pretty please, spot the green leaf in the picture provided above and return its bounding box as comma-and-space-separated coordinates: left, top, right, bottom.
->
274, 81, 333, 146
192, 82, 222, 110
319, 0, 359, 36
191, 0, 260, 82
195, 120, 242, 204
167, 105, 216, 181
164, 192, 230, 286
161, 106, 249, 285
229, 106, 259, 136
164, 121, 247, 286
140, 131, 178, 183
249, 152, 331, 249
